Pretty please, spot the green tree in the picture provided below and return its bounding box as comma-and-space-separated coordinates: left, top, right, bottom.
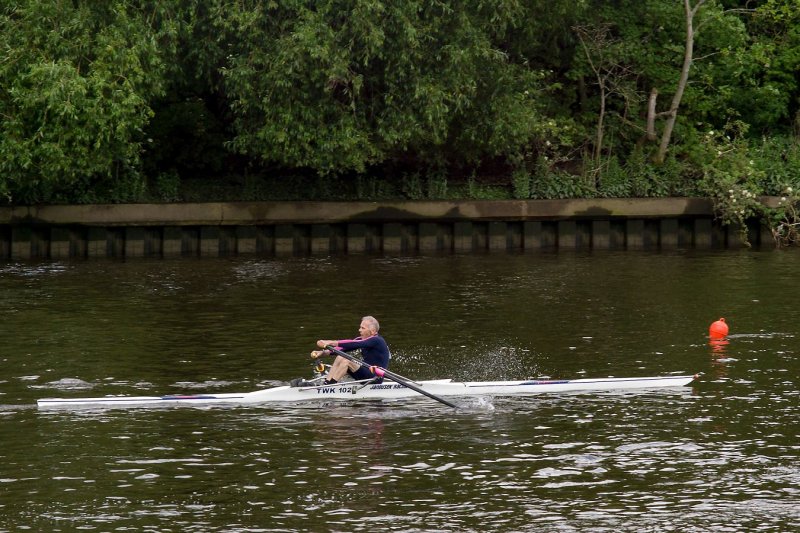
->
743, 0, 800, 132
566, 2, 767, 162
1, 0, 799, 204
218, 0, 550, 177
0, 1, 167, 203
138, 0, 240, 188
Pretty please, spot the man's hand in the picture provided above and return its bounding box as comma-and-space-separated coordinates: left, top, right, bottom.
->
310, 349, 330, 359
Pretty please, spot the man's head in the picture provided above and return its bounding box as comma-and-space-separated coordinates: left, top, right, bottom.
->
359, 316, 380, 337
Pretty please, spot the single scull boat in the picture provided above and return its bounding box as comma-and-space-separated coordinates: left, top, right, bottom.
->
37, 374, 698, 408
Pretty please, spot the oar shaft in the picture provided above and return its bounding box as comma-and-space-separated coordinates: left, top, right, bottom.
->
325, 346, 458, 409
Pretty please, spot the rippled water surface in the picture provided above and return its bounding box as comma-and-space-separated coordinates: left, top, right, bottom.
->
1, 251, 798, 532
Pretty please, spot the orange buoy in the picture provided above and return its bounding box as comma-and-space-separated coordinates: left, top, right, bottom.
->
709, 317, 729, 339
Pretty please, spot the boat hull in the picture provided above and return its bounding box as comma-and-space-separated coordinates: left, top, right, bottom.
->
36, 374, 697, 408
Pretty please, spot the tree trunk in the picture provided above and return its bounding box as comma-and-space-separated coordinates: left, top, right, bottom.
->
654, 0, 705, 164
596, 84, 606, 162
646, 88, 658, 141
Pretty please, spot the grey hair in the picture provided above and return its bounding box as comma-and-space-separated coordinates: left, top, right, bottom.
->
361, 316, 380, 332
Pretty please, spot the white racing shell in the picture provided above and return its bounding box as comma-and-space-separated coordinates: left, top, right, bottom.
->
37, 374, 698, 408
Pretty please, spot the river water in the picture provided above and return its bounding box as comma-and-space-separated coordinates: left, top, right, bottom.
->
1, 251, 798, 532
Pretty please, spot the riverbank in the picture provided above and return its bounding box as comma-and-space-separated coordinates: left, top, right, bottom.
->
0, 198, 779, 259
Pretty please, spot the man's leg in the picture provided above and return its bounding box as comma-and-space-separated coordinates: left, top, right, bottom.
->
326, 356, 359, 382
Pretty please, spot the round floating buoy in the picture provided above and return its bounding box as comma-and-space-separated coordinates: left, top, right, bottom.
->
709, 317, 729, 339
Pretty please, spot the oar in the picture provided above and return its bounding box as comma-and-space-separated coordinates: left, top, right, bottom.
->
324, 345, 459, 409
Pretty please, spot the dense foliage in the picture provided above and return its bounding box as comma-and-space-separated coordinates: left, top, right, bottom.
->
1, 0, 799, 214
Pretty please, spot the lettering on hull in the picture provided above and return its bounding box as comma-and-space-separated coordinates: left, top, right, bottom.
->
315, 383, 408, 395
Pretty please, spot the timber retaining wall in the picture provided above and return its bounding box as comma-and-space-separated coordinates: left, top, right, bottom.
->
0, 199, 774, 259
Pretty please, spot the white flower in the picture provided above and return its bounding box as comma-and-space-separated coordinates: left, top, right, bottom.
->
781, 197, 787, 202
787, 187, 793, 193
732, 198, 737, 203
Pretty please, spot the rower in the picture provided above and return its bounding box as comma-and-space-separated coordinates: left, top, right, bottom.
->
299, 316, 391, 387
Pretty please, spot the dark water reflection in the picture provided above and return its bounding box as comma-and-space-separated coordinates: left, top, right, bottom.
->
1, 251, 798, 531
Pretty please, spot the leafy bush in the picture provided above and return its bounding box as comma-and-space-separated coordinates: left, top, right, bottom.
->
511, 167, 532, 199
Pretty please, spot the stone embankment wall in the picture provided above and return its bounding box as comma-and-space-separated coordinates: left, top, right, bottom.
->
0, 199, 773, 259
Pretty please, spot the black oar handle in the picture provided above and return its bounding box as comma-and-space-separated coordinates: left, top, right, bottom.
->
324, 345, 458, 409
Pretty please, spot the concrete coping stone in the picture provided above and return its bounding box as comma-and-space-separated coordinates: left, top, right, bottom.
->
0, 198, 737, 226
